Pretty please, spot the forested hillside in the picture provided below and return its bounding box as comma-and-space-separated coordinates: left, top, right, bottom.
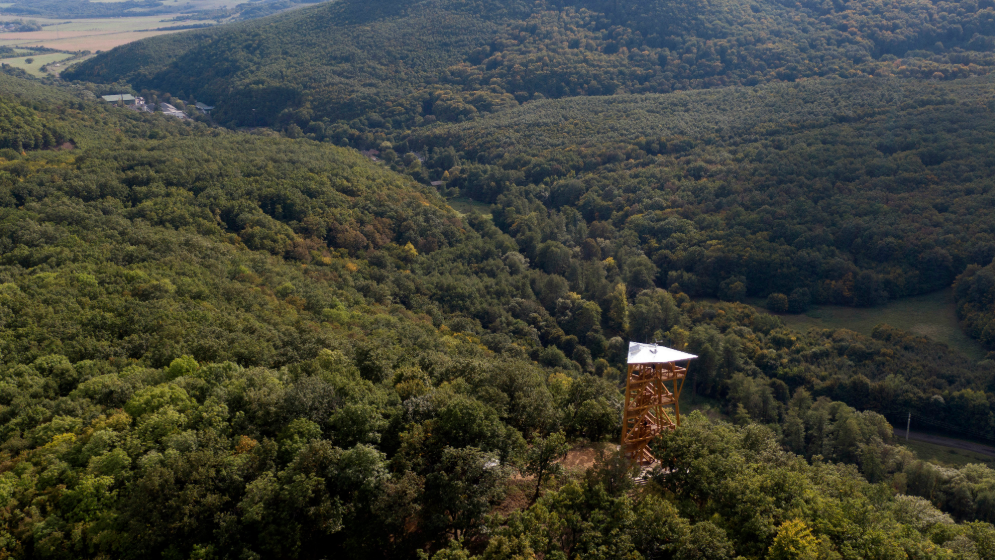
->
0, 96, 67, 152
2, 74, 995, 558
955, 259, 995, 350
12, 0, 995, 554
65, 0, 995, 129
61, 0, 995, 325
407, 77, 995, 305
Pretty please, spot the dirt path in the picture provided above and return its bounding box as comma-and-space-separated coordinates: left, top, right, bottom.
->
894, 429, 995, 458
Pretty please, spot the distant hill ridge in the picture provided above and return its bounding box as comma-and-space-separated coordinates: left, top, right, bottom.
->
64, 0, 995, 131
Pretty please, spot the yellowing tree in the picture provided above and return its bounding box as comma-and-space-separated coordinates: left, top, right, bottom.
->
768, 519, 819, 560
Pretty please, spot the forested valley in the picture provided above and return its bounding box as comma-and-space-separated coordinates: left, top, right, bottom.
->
63, 0, 995, 311
0, 0, 993, 557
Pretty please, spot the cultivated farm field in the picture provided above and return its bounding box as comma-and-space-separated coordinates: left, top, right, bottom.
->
0, 14, 205, 51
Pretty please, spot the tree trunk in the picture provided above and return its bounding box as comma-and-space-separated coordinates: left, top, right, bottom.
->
532, 471, 545, 504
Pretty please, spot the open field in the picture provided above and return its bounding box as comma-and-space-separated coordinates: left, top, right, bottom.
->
0, 51, 72, 76
85, 0, 238, 8
171, 0, 242, 8
896, 432, 995, 468
0, 14, 210, 51
899, 439, 994, 467
763, 289, 988, 361
447, 197, 492, 219
0, 14, 169, 31
45, 53, 94, 76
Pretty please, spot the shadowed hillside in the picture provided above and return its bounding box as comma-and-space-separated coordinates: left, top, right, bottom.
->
65, 0, 995, 129
408, 77, 995, 306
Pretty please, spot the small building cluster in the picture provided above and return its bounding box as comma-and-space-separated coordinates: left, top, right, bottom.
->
101, 94, 145, 109
100, 94, 215, 120
158, 102, 188, 119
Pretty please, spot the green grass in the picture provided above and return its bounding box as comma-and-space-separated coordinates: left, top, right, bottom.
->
45, 52, 92, 76
0, 52, 73, 77
85, 0, 239, 7
182, 0, 242, 9
767, 289, 988, 361
29, 16, 175, 32
447, 196, 492, 219
898, 438, 995, 468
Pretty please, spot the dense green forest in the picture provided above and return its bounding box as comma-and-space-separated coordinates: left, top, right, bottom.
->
6, 0, 995, 555
0, 96, 67, 151
63, 0, 995, 315
403, 77, 995, 307
66, 0, 995, 128
955, 259, 995, 351
1, 72, 995, 558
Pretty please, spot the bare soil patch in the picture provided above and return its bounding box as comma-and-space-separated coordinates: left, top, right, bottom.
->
495, 478, 533, 516
494, 442, 621, 516
559, 442, 619, 472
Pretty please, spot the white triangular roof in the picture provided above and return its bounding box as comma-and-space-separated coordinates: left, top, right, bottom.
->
627, 342, 697, 364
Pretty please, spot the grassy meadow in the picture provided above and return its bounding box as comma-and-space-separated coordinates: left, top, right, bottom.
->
0, 51, 72, 76
899, 438, 995, 468
766, 290, 988, 361
447, 196, 492, 219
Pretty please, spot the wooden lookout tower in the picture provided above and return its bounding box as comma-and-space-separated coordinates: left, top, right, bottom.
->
621, 342, 697, 465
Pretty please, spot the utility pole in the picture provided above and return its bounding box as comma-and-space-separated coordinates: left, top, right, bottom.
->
906, 412, 911, 441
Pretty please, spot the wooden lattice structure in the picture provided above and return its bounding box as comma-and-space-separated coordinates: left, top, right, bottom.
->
621, 342, 697, 465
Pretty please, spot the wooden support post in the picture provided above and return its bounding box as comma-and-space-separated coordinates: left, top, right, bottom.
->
671, 362, 681, 427
622, 358, 691, 465
622, 364, 633, 447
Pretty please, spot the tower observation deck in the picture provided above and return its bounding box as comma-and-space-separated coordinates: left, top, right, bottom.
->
622, 342, 697, 465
